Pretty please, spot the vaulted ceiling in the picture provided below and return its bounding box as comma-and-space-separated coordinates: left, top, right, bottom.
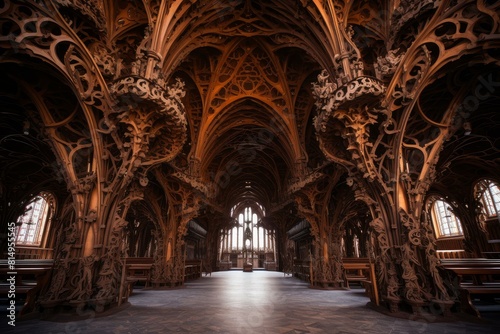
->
153, 0, 330, 212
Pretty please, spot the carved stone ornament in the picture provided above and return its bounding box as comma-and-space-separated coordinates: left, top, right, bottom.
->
312, 72, 386, 134
375, 49, 405, 80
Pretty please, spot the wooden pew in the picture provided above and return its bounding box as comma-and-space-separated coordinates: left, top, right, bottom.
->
124, 257, 202, 295
243, 262, 253, 272
218, 261, 232, 271
123, 257, 153, 296
342, 258, 379, 306
441, 258, 500, 317
185, 260, 202, 280
0, 259, 53, 316
264, 261, 277, 271
436, 249, 467, 259
293, 259, 310, 282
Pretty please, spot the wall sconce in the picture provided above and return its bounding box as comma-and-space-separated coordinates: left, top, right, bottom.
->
463, 121, 471, 135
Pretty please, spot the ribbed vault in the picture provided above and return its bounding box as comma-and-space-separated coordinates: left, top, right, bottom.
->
168, 3, 325, 215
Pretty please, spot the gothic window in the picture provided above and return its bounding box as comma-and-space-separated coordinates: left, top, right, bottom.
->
16, 192, 54, 246
475, 179, 500, 219
429, 197, 463, 238
220, 205, 275, 261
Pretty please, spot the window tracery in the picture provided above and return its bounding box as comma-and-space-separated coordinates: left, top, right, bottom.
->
429, 197, 463, 238
16, 192, 54, 246
476, 179, 500, 219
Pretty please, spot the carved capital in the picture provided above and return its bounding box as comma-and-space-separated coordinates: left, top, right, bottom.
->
110, 77, 187, 164
313, 74, 386, 132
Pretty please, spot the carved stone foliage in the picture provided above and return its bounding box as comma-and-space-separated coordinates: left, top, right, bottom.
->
314, 0, 500, 229
150, 227, 166, 283
287, 169, 326, 196
171, 170, 214, 199
0, 1, 188, 167
327, 189, 366, 286
368, 218, 401, 313
313, 72, 386, 123
0, 10, 185, 292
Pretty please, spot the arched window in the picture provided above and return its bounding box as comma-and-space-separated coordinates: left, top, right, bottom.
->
429, 197, 463, 238
223, 206, 273, 252
16, 192, 54, 246
220, 204, 276, 268
475, 179, 500, 219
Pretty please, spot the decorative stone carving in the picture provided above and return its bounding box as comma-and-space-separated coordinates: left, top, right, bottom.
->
287, 170, 325, 195
67, 254, 97, 302
150, 228, 166, 283
390, 0, 437, 47
54, 0, 106, 34
295, 175, 346, 289
94, 183, 144, 308
89, 42, 118, 79
110, 76, 187, 164
40, 220, 79, 303
313, 73, 386, 128
399, 208, 455, 311
171, 170, 214, 199
312, 69, 387, 187
375, 49, 405, 80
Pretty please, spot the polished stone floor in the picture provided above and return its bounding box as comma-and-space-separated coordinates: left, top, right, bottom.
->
2, 270, 499, 333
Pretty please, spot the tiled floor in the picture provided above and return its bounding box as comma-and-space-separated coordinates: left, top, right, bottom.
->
2, 270, 499, 333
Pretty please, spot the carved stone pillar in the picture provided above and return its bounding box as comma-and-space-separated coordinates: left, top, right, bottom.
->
150, 176, 202, 287
312, 64, 458, 314
295, 186, 345, 289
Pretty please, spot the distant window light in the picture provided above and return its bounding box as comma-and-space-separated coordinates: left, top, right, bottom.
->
430, 198, 463, 238
476, 179, 500, 219
222, 206, 274, 253
16, 192, 53, 246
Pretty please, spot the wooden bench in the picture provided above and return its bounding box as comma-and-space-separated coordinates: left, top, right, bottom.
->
123, 257, 153, 296
264, 261, 277, 271
243, 262, 253, 272
0, 259, 53, 316
293, 260, 311, 282
218, 261, 232, 271
185, 260, 202, 280
436, 249, 467, 259
481, 252, 500, 259
342, 258, 379, 306
441, 258, 500, 317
